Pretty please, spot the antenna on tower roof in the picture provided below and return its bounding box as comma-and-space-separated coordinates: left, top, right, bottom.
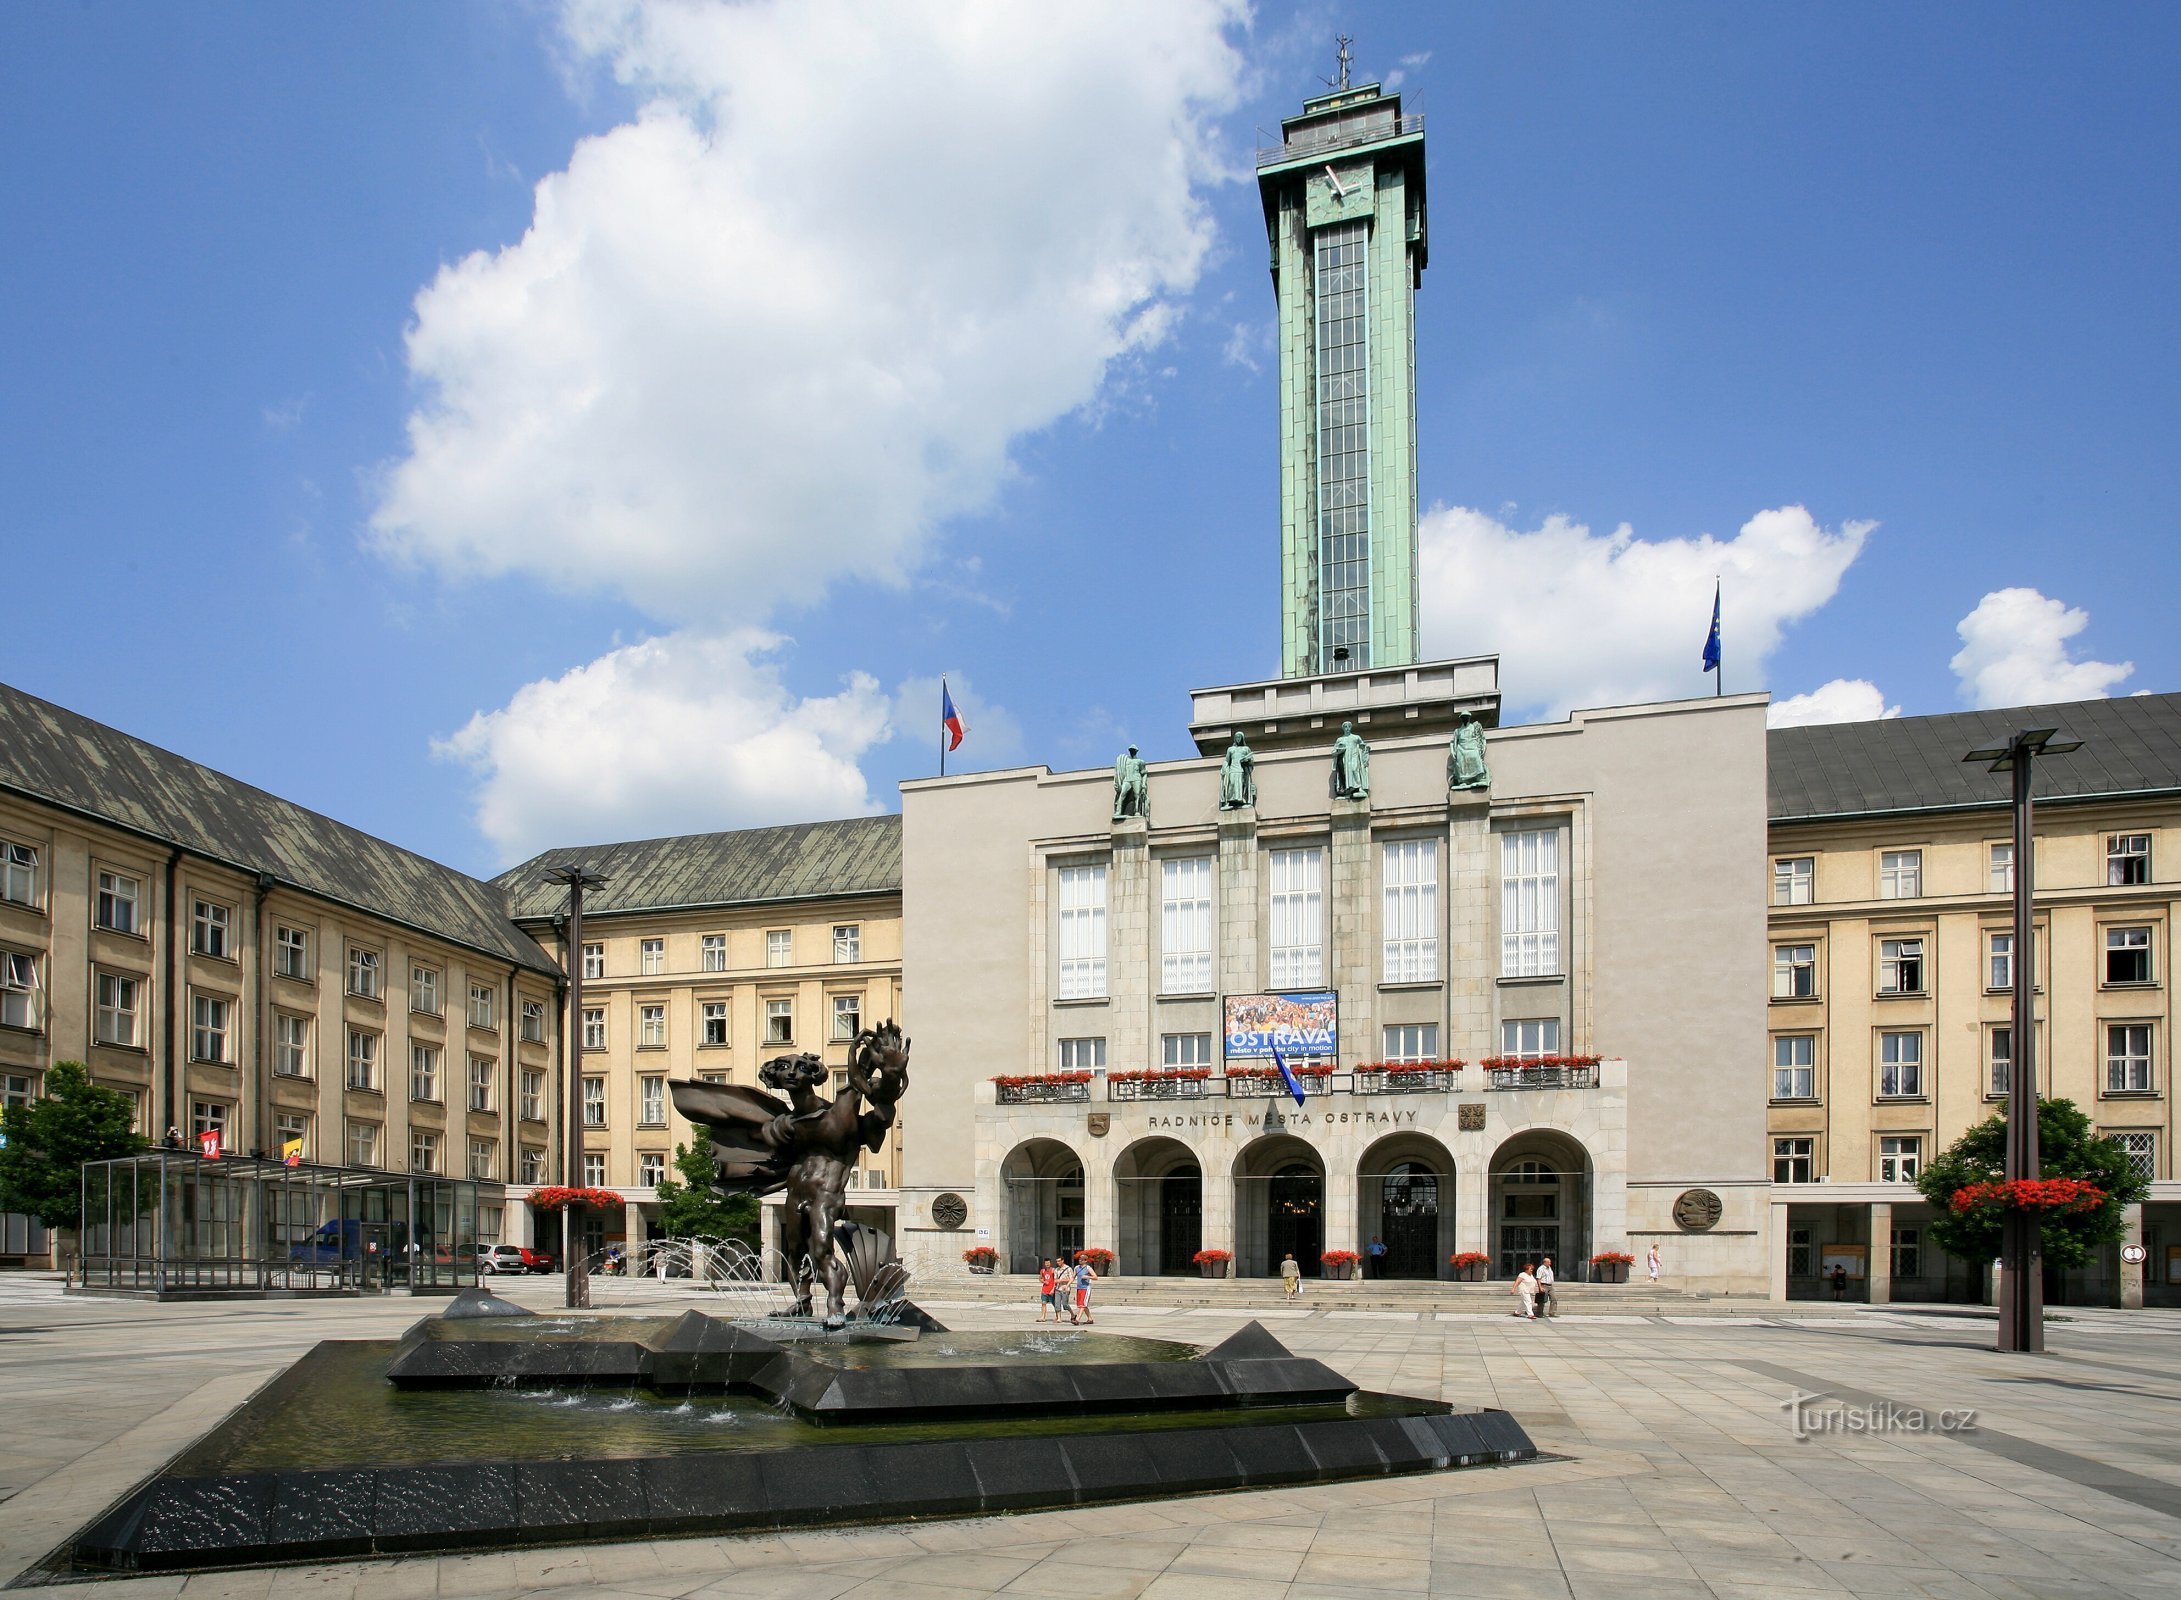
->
1322, 35, 1354, 92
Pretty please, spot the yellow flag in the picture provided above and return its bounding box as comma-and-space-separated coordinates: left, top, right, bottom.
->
282, 1138, 304, 1168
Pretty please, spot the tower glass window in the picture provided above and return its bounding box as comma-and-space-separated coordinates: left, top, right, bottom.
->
1313, 220, 1372, 670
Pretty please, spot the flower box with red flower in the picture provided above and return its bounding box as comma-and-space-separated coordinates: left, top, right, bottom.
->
1948, 1177, 2109, 1217
1225, 1063, 1335, 1097
992, 1071, 1093, 1105
962, 1245, 998, 1274
1108, 1067, 1212, 1102
1479, 1053, 1604, 1091
529, 1185, 623, 1213
1073, 1247, 1115, 1274
1319, 1249, 1361, 1280
1192, 1247, 1232, 1279
1352, 1058, 1465, 1095
1449, 1250, 1491, 1282
1589, 1250, 1635, 1283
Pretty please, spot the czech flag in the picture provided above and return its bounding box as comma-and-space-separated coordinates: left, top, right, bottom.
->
941, 681, 967, 752
1269, 1040, 1308, 1109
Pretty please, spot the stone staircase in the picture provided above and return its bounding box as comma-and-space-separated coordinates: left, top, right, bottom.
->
921, 1273, 1857, 1318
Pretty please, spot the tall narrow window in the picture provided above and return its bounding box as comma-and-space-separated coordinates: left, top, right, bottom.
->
1381, 839, 1438, 983
639, 1003, 666, 1047
1772, 944, 1817, 999
582, 1076, 607, 1126
96, 871, 140, 933
582, 943, 604, 980
0, 842, 39, 906
346, 1031, 379, 1091
520, 1069, 545, 1121
765, 998, 793, 1044
348, 1122, 380, 1168
410, 1044, 440, 1103
520, 999, 544, 1042
468, 1056, 494, 1112
1772, 857, 1813, 906
1988, 841, 2015, 893
410, 966, 440, 1015
2106, 1024, 2152, 1093
701, 934, 727, 972
832, 925, 861, 963
1268, 847, 1324, 988
766, 930, 793, 968
2105, 926, 2153, 985
832, 993, 862, 1041
582, 1007, 605, 1050
1500, 830, 1560, 977
468, 983, 496, 1029
95, 973, 141, 1047
1878, 938, 1925, 995
701, 1001, 728, 1046
347, 947, 380, 999
1879, 850, 1922, 899
639, 1075, 666, 1126
640, 938, 664, 976
273, 1012, 310, 1076
1058, 864, 1109, 999
1159, 857, 1213, 994
191, 994, 230, 1062
1988, 1026, 2013, 1097
275, 925, 310, 979
1772, 1035, 1815, 1100
1313, 219, 1372, 670
1879, 1136, 1921, 1184
0, 951, 37, 1031
1988, 931, 2014, 991
1878, 1031, 1923, 1098
192, 900, 231, 958
2108, 833, 2152, 886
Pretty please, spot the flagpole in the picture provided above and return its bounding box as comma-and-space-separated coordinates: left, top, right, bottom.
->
1714, 577, 1722, 698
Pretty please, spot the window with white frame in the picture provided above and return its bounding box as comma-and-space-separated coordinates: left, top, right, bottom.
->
191, 993, 230, 1062
274, 1012, 310, 1076
765, 998, 793, 1045
1879, 850, 1922, 899
700, 1070, 728, 1085
1988, 930, 2015, 991
348, 1121, 380, 1168
2108, 833, 2151, 887
1878, 1030, 1923, 1098
1, 841, 39, 907
582, 1076, 607, 1125
2105, 926, 2153, 985
1772, 1035, 1815, 1100
1382, 1023, 1439, 1063
468, 983, 496, 1029
468, 1139, 495, 1181
639, 1152, 666, 1187
2106, 1023, 2152, 1093
1159, 857, 1213, 994
1162, 1032, 1215, 1068
832, 993, 861, 1041
1059, 1037, 1106, 1071
410, 966, 440, 1015
520, 1147, 546, 1184
1382, 839, 1438, 983
468, 1056, 494, 1112
96, 870, 140, 934
1500, 830, 1560, 977
1772, 944, 1817, 999
192, 900, 231, 958
700, 1000, 728, 1046
1501, 1018, 1561, 1058
582, 942, 604, 980
1988, 1026, 2012, 1097
833, 925, 861, 963
520, 1068, 545, 1121
1, 1071, 32, 1112
1268, 847, 1324, 987
2109, 1130, 2156, 1182
275, 924, 309, 979
766, 929, 792, 968
640, 1075, 666, 1126
639, 938, 664, 976
345, 1031, 379, 1090
411, 1132, 440, 1174
582, 1153, 607, 1186
1773, 856, 1814, 906
347, 946, 379, 998
0, 950, 38, 1031
1878, 937, 1925, 995
192, 1100, 228, 1143
582, 1007, 605, 1051
520, 998, 544, 1042
1058, 864, 1109, 999
410, 1043, 440, 1102
638, 1003, 666, 1048
1989, 841, 2015, 894
274, 1111, 311, 1162
95, 972, 141, 1047
1879, 1135, 1921, 1184
1773, 1137, 1815, 1183
702, 933, 727, 972
1890, 1226, 1922, 1280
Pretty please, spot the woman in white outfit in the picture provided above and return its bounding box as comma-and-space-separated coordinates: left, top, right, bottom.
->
1512, 1263, 1538, 1319
1647, 1243, 1662, 1284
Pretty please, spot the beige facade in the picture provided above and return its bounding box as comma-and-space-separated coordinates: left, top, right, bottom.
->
897, 665, 1773, 1293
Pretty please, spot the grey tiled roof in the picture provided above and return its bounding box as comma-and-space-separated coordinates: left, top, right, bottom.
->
0, 681, 557, 973
1769, 692, 2181, 822
497, 816, 901, 922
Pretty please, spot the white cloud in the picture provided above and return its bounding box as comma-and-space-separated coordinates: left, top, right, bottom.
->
1419, 503, 1873, 717
891, 673, 1023, 768
371, 0, 1246, 623
1768, 678, 1901, 728
1949, 587, 2133, 708
433, 629, 891, 863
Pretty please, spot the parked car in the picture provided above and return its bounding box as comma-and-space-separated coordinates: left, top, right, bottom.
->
477, 1243, 554, 1275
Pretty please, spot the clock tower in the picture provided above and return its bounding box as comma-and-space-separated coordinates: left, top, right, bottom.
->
1257, 71, 1428, 677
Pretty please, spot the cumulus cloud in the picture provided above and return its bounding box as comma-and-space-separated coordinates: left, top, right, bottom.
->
1949, 587, 2133, 708
434, 630, 891, 863
1419, 503, 1873, 717
372, 0, 1246, 622
1768, 678, 1901, 728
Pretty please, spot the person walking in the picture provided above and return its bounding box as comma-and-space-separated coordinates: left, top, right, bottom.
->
1367, 1236, 1388, 1279
1050, 1261, 1072, 1322
1646, 1242, 1662, 1284
1535, 1255, 1555, 1320
1037, 1259, 1057, 1323
1280, 1252, 1302, 1303
1071, 1257, 1097, 1325
1512, 1262, 1538, 1319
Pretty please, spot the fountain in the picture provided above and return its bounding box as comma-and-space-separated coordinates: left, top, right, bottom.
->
49, 1025, 1537, 1576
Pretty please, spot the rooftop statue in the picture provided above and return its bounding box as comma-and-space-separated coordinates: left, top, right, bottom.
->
1218, 731, 1257, 810
1449, 712, 1491, 791
1112, 745, 1149, 821
1330, 720, 1371, 800
670, 1023, 909, 1328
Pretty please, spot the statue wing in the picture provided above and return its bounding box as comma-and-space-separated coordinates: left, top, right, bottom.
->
670, 1080, 798, 1197
670, 1078, 789, 1129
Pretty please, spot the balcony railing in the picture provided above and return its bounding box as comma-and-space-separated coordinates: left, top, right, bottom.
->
1352, 1068, 1459, 1095
1227, 1074, 1335, 1099
1484, 1063, 1598, 1091
1108, 1076, 1210, 1102
996, 1080, 1092, 1106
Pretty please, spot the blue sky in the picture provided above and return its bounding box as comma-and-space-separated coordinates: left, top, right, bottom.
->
3, 2, 2174, 875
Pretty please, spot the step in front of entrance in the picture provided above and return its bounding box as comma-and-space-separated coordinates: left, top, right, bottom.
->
932, 1276, 1848, 1317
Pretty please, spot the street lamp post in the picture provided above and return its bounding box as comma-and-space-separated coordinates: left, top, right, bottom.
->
544, 864, 607, 1310
1962, 727, 2080, 1354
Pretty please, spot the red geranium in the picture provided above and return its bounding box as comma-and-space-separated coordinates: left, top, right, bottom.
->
1949, 1177, 2108, 1216
529, 1185, 622, 1212
991, 1071, 1094, 1089
1476, 1054, 1605, 1072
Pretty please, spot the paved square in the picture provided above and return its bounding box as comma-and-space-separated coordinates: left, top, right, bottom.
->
3, 1276, 2178, 1599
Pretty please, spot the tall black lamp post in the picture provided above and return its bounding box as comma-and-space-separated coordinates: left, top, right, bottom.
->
544, 864, 607, 1310
1962, 726, 2080, 1353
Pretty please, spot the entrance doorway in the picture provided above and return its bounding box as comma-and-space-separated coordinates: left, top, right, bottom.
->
1379, 1162, 1440, 1278
1159, 1167, 1202, 1273
1001, 1139, 1085, 1274
1267, 1163, 1323, 1275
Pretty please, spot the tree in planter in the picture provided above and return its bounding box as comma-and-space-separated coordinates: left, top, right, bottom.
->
650, 1127, 761, 1249
0, 1062, 145, 1253
1915, 1098, 2146, 1274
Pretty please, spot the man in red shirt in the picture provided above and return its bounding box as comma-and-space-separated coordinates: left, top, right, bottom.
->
1037, 1259, 1057, 1322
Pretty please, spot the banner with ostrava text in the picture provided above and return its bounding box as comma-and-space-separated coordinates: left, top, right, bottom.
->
1221, 990, 1337, 1060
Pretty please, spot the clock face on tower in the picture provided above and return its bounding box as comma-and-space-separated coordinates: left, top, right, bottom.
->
1309, 162, 1373, 227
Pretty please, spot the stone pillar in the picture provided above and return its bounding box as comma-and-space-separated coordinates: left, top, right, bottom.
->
2120, 1202, 2145, 1309
1768, 1198, 1791, 1302
1329, 797, 1374, 1065
1324, 1164, 1359, 1264
1455, 1160, 1490, 1261
1217, 809, 1259, 997
1867, 1201, 1892, 1306
1201, 1159, 1237, 1264
1445, 798, 1492, 1061
1085, 1159, 1118, 1270
1107, 818, 1150, 1072
625, 1199, 647, 1273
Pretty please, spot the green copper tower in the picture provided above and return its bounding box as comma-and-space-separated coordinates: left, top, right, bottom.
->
1257, 71, 1428, 677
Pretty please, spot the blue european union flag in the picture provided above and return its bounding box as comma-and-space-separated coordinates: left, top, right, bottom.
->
1269, 1040, 1308, 1108
1701, 582, 1721, 675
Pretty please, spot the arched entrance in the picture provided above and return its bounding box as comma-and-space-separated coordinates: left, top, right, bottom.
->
1488, 1130, 1593, 1280
1114, 1137, 1201, 1276
1000, 1138, 1085, 1274
1358, 1133, 1455, 1279
1233, 1136, 1323, 1277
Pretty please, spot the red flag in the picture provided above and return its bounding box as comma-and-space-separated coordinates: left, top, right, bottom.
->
198, 1128, 223, 1159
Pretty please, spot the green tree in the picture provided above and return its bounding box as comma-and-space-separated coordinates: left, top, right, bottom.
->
0, 1061, 146, 1230
651, 1127, 760, 1247
1916, 1098, 2145, 1271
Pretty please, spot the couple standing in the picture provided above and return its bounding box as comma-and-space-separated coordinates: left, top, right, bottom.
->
1036, 1257, 1096, 1324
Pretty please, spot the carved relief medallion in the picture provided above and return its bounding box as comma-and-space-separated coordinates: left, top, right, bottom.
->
931, 1192, 968, 1230
1672, 1188, 1724, 1232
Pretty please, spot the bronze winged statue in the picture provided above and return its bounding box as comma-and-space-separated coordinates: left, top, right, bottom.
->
668, 1021, 909, 1327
